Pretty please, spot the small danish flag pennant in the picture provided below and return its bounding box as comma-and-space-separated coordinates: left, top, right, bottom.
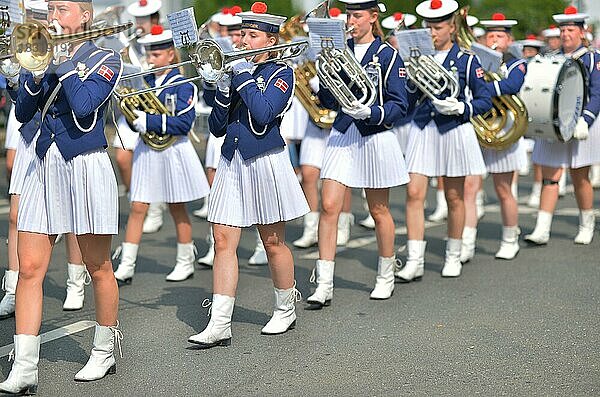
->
398, 67, 406, 78
475, 67, 485, 79
274, 78, 289, 93
518, 64, 526, 73
97, 65, 115, 82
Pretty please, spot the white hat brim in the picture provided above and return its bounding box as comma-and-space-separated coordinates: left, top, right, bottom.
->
381, 13, 417, 29
416, 0, 458, 20
138, 30, 173, 45
127, 0, 162, 18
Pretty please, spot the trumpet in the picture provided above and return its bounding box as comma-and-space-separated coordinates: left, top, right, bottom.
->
0, 20, 132, 72
116, 38, 309, 99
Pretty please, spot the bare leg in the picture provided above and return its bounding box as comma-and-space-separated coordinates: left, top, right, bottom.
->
539, 166, 562, 213
493, 172, 518, 227
444, 177, 466, 239
258, 222, 294, 289
206, 168, 216, 187
463, 175, 481, 229
406, 173, 428, 240
115, 149, 133, 192
7, 195, 20, 271
365, 188, 394, 257
168, 203, 193, 243
300, 165, 321, 211
212, 224, 242, 297
570, 166, 593, 210
318, 179, 347, 261
342, 188, 352, 213
65, 233, 83, 265
124, 201, 149, 244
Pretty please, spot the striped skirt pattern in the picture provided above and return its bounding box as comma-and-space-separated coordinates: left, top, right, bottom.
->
532, 120, 600, 169
130, 136, 210, 204
208, 147, 309, 227
18, 143, 118, 235
299, 122, 329, 169
406, 121, 487, 177
394, 123, 411, 154
4, 107, 20, 150
9, 132, 39, 195
112, 116, 140, 151
321, 124, 409, 189
205, 133, 226, 169
482, 137, 527, 174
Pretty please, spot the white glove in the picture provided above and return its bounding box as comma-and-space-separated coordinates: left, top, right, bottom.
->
216, 73, 231, 96
229, 59, 253, 75
342, 101, 371, 120
132, 110, 147, 134
432, 97, 465, 116
32, 67, 48, 83
7, 73, 20, 87
573, 116, 589, 140
50, 21, 70, 62
309, 75, 320, 94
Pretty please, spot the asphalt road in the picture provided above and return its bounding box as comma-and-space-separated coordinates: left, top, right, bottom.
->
0, 143, 598, 396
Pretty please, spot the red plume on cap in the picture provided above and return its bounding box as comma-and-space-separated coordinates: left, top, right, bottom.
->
151, 25, 163, 35
221, 7, 230, 14
549, 24, 556, 29
251, 2, 268, 14
394, 12, 404, 21
526, 34, 537, 40
564, 5, 578, 15
139, 0, 148, 6
230, 5, 242, 15
329, 7, 341, 17
492, 13, 505, 21
430, 0, 442, 10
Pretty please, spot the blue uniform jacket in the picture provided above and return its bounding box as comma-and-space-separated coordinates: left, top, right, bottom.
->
487, 56, 527, 97
409, 43, 492, 133
202, 82, 217, 107
11, 41, 122, 161
568, 46, 600, 127
143, 68, 197, 136
317, 36, 408, 136
208, 61, 294, 161
19, 112, 42, 144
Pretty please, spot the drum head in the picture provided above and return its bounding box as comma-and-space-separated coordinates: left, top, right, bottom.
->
554, 58, 586, 142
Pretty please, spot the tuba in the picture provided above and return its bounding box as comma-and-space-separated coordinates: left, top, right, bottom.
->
308, 0, 377, 110
455, 7, 528, 151
281, 15, 336, 129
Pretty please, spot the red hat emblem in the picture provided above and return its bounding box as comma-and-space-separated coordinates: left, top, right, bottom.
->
230, 5, 242, 15
139, 0, 147, 6
549, 24, 556, 29
251, 2, 268, 14
526, 34, 537, 40
492, 13, 505, 21
564, 6, 578, 15
151, 25, 163, 35
430, 0, 442, 10
329, 7, 342, 17
394, 12, 404, 21
221, 7, 230, 15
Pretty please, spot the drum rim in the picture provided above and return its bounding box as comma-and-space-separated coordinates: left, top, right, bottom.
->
552, 57, 588, 142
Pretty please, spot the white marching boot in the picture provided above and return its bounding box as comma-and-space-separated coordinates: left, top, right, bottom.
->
197, 230, 215, 267
394, 240, 426, 282
192, 196, 209, 219
495, 226, 521, 260
370, 256, 396, 300
574, 209, 595, 245
113, 242, 138, 285
527, 182, 541, 208
142, 202, 164, 233
336, 212, 354, 246
428, 190, 447, 222
524, 210, 553, 245
359, 213, 376, 229
63, 263, 91, 311
261, 284, 301, 335
293, 211, 319, 248
460, 227, 477, 264
591, 164, 600, 188
248, 230, 268, 266
441, 238, 463, 277
0, 270, 18, 320
306, 259, 334, 308
476, 190, 486, 220
166, 242, 196, 281
188, 294, 234, 348
0, 335, 40, 395
74, 323, 122, 382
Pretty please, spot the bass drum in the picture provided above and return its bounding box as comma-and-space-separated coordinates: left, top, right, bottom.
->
520, 55, 587, 142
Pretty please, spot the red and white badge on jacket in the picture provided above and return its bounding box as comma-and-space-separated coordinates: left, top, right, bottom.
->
97, 65, 115, 82
475, 67, 485, 79
274, 78, 289, 93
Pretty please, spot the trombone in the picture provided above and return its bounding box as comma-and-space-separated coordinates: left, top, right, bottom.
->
115, 38, 309, 99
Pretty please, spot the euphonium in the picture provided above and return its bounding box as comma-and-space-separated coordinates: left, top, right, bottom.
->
455, 7, 528, 151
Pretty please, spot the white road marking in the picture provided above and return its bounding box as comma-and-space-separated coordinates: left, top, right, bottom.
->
0, 320, 96, 358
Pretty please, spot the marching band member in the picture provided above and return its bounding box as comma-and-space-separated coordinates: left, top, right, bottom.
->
307, 0, 410, 305
0, 0, 123, 392
525, 6, 600, 246
1, 0, 90, 319
521, 34, 544, 59
118, 0, 167, 234
462, 13, 528, 261
397, 0, 491, 280
113, 26, 210, 284
542, 24, 561, 55
188, 2, 308, 347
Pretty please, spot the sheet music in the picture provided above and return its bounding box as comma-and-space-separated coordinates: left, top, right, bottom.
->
471, 42, 502, 73
394, 29, 434, 60
0, 0, 24, 29
306, 17, 346, 54
167, 7, 198, 48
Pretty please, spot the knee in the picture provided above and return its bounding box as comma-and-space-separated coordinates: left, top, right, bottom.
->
262, 233, 286, 255
320, 198, 340, 218
130, 202, 148, 217
406, 184, 425, 203
213, 231, 234, 254
17, 262, 44, 283
9, 206, 17, 227
445, 191, 463, 209
369, 204, 391, 223
115, 151, 131, 169
86, 261, 113, 280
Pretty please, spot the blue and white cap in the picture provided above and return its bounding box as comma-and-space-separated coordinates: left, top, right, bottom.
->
339, 0, 386, 13
481, 13, 518, 33
137, 25, 173, 50
553, 6, 588, 27
381, 12, 417, 29
238, 2, 286, 34
416, 0, 459, 23
127, 0, 161, 17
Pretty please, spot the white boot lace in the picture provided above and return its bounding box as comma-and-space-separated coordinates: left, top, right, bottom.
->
108, 321, 124, 359
202, 299, 212, 316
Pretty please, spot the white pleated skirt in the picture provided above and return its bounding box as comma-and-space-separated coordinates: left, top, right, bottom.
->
130, 136, 210, 203
18, 143, 118, 235
394, 123, 411, 154
406, 121, 487, 177
531, 121, 600, 169
4, 107, 20, 150
208, 147, 309, 227
9, 132, 40, 195
112, 116, 140, 151
279, 96, 308, 141
482, 137, 527, 174
321, 124, 409, 188
299, 122, 328, 169
205, 133, 225, 169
